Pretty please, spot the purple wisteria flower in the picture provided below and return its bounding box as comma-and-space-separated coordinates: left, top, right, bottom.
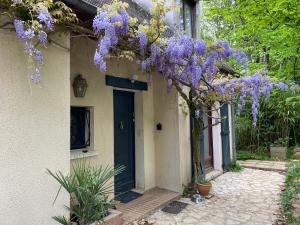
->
219, 40, 233, 57
34, 50, 43, 65
30, 68, 42, 84
37, 9, 54, 30
139, 31, 147, 54
93, 9, 130, 73
14, 19, 26, 41
24, 29, 35, 39
93, 12, 110, 33
194, 40, 206, 56
14, 17, 49, 83
233, 50, 248, 69
195, 109, 201, 118
275, 82, 288, 90
38, 31, 48, 45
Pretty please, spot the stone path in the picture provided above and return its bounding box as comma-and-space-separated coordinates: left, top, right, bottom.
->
238, 160, 287, 172
144, 169, 285, 225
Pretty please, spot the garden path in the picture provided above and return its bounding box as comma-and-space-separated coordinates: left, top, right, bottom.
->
238, 160, 287, 172
140, 168, 285, 225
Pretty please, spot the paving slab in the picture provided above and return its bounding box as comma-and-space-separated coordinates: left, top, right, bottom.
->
144, 169, 285, 225
238, 160, 287, 172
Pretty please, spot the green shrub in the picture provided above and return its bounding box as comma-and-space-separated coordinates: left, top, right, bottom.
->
228, 162, 243, 172
47, 160, 124, 225
236, 147, 273, 161
281, 161, 300, 224
236, 87, 300, 152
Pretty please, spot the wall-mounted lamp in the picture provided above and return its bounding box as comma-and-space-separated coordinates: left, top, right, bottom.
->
130, 74, 139, 83
73, 74, 88, 98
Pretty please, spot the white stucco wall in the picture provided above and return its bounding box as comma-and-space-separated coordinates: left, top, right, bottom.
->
70, 37, 156, 191
153, 75, 180, 192
212, 102, 223, 171
178, 98, 192, 190
0, 30, 70, 225
153, 76, 191, 193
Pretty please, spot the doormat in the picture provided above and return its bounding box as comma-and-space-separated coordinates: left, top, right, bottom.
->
161, 201, 188, 214
117, 191, 143, 203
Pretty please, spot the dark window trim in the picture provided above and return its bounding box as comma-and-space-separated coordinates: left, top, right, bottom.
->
70, 107, 91, 150
105, 75, 148, 91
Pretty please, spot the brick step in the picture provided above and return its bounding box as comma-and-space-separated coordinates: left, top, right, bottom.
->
116, 188, 180, 224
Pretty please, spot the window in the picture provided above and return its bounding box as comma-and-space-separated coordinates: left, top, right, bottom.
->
70, 107, 90, 150
179, 0, 196, 37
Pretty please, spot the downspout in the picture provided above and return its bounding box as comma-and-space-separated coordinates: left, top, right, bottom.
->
231, 101, 236, 162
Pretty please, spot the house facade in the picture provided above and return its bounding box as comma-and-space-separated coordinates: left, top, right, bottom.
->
0, 0, 236, 225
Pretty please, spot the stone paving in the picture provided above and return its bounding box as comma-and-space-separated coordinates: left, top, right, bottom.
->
144, 169, 285, 225
238, 160, 287, 172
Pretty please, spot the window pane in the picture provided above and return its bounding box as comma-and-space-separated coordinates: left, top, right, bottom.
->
71, 107, 90, 150
185, 4, 193, 37
179, 0, 184, 32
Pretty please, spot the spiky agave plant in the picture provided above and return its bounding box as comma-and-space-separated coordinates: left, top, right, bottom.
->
47, 160, 124, 225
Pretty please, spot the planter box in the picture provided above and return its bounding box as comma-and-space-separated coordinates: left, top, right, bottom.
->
89, 209, 124, 225
270, 146, 287, 160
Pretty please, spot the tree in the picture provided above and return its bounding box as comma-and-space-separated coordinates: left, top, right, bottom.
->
1, 0, 287, 181
201, 0, 300, 81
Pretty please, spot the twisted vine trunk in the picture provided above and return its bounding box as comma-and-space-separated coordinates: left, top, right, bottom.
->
192, 116, 203, 183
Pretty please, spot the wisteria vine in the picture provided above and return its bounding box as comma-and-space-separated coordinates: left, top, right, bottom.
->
7, 0, 288, 124
91, 2, 288, 125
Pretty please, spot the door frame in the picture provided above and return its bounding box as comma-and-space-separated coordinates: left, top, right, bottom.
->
206, 110, 214, 171
220, 103, 231, 170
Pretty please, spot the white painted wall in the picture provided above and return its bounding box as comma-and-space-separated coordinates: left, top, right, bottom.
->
70, 37, 156, 191
153, 75, 191, 193
0, 30, 70, 225
212, 102, 223, 171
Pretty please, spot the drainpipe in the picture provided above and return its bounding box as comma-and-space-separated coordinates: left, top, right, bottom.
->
231, 101, 236, 162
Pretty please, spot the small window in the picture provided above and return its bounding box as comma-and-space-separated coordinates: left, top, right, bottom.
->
179, 0, 196, 37
70, 107, 90, 150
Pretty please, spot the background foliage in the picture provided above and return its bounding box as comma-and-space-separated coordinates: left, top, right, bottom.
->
201, 0, 300, 153
235, 85, 300, 152
202, 0, 300, 81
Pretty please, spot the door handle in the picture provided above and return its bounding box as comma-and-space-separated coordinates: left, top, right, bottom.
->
119, 121, 124, 130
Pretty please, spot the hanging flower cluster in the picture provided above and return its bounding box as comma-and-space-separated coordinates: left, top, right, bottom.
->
92, 1, 288, 125
11, 1, 54, 83
93, 9, 129, 72
6, 0, 77, 83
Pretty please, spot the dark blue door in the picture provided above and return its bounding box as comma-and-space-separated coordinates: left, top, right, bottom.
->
113, 90, 135, 193
221, 103, 231, 170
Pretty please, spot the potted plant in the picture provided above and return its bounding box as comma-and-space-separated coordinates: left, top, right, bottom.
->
48, 160, 125, 225
196, 176, 212, 197
270, 137, 288, 160
293, 144, 300, 159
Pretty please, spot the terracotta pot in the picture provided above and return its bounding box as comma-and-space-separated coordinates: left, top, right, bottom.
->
196, 182, 212, 196
293, 147, 300, 154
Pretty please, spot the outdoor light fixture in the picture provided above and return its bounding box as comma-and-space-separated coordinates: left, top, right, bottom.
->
73, 74, 88, 98
130, 74, 138, 83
